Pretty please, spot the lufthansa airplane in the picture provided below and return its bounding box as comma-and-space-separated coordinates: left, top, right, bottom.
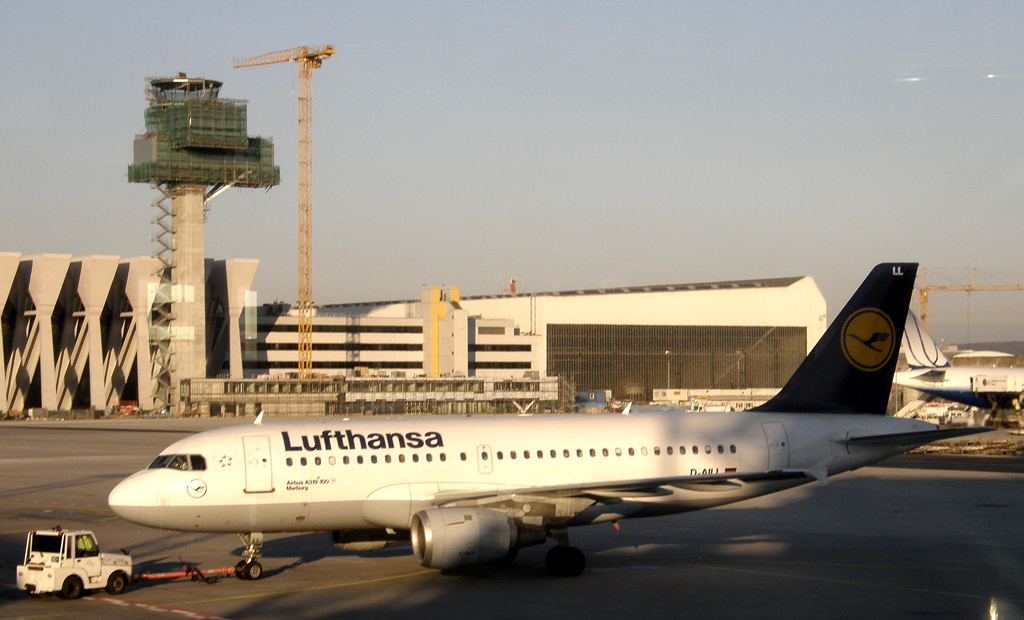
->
108, 263, 990, 578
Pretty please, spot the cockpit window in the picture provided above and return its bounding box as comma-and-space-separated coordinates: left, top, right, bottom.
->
148, 454, 206, 471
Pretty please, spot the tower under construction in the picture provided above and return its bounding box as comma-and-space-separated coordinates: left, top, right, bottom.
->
129, 74, 279, 410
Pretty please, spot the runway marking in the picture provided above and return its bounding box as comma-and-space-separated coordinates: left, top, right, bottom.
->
169, 568, 438, 606
92, 595, 241, 620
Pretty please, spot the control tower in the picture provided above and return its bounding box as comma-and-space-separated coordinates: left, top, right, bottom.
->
129, 73, 279, 410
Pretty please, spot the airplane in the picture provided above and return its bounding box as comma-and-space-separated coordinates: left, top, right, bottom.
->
108, 263, 991, 579
896, 310, 1024, 416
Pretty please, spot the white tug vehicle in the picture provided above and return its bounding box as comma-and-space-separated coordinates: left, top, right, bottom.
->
16, 528, 132, 598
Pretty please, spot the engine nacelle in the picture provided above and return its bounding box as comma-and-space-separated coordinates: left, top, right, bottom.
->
411, 507, 518, 569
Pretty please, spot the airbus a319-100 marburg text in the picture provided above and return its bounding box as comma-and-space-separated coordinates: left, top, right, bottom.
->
109, 263, 989, 578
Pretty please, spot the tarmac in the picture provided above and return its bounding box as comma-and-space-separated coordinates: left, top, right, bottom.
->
1, 417, 1023, 620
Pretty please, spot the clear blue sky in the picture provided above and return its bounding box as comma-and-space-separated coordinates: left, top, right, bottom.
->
2, 2, 1023, 343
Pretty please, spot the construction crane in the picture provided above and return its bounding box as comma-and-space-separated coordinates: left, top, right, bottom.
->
234, 45, 335, 377
916, 267, 1022, 333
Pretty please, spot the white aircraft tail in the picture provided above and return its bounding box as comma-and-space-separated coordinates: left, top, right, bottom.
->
903, 311, 949, 369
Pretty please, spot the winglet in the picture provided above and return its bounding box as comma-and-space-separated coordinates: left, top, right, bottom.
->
621, 402, 632, 416
254, 411, 264, 425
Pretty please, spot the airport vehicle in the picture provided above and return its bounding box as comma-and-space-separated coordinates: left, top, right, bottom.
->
16, 528, 131, 598
897, 310, 1024, 415
109, 263, 989, 578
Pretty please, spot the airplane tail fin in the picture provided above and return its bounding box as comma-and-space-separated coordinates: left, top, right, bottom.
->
753, 263, 918, 415
902, 310, 950, 369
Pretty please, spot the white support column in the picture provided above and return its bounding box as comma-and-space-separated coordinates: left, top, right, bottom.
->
77, 257, 120, 410
225, 259, 259, 379
0, 253, 22, 414
23, 255, 72, 411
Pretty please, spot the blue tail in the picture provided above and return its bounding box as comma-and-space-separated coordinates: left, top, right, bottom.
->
754, 263, 918, 415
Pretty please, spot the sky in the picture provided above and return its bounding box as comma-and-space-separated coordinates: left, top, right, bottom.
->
2, 1, 1024, 344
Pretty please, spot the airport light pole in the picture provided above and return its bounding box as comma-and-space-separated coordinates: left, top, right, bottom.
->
665, 350, 671, 389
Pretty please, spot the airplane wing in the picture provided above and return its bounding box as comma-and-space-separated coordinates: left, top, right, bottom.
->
432, 427, 993, 507
432, 468, 812, 507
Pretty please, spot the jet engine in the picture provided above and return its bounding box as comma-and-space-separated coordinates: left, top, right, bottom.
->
411, 507, 540, 569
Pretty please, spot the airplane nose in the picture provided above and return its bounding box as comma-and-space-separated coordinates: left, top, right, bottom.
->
108, 473, 146, 524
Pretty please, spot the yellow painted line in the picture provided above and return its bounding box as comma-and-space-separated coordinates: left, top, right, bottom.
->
172, 568, 438, 605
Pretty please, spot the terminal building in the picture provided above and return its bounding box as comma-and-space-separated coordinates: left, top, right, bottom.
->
0, 253, 827, 417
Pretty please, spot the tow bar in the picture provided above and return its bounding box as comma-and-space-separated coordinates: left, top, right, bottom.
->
133, 564, 237, 584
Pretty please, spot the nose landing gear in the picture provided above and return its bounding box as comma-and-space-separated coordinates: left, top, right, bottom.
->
235, 532, 264, 580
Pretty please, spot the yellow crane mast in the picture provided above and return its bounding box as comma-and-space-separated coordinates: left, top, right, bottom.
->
234, 45, 335, 377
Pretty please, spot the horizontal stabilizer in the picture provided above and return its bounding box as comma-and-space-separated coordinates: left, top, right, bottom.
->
847, 426, 992, 448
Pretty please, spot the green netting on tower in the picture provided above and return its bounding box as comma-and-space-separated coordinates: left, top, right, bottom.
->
129, 74, 279, 188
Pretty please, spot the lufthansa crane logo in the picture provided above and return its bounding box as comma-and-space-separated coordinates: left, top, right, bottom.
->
841, 308, 896, 372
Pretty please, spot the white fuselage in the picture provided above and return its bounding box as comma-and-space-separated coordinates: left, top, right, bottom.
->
108, 411, 935, 535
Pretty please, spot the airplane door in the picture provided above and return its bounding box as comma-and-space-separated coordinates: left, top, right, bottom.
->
477, 445, 493, 474
242, 435, 275, 493
761, 422, 790, 470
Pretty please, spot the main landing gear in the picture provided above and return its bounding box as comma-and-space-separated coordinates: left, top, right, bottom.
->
544, 529, 585, 577
235, 532, 264, 580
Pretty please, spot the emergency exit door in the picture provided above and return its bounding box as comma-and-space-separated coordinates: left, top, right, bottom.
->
243, 435, 275, 493
761, 422, 790, 470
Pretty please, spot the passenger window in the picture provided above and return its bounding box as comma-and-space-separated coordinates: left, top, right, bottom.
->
717, 445, 724, 454
426, 454, 433, 462
371, 455, 378, 464
615, 448, 622, 456
385, 455, 392, 463
398, 454, 405, 463
357, 456, 364, 464
563, 449, 570, 458
730, 445, 737, 453
412, 454, 419, 463
523, 450, 530, 460
440, 453, 446, 462
537, 450, 543, 459
666, 447, 673, 455
344, 456, 350, 465
577, 449, 583, 457
511, 451, 517, 459
329, 456, 337, 465
497, 451, 504, 460
692, 446, 698, 454
300, 457, 308, 466
653, 447, 660, 456
589, 449, 596, 457
641, 447, 648, 456
286, 457, 293, 466
704, 445, 712, 454
315, 457, 322, 466
460, 452, 467, 461
602, 448, 609, 457
551, 450, 558, 458
628, 448, 635, 456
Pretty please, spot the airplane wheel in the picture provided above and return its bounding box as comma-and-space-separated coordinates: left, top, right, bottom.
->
242, 561, 263, 580
545, 546, 585, 577
235, 560, 247, 579
60, 575, 84, 599
105, 571, 128, 595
